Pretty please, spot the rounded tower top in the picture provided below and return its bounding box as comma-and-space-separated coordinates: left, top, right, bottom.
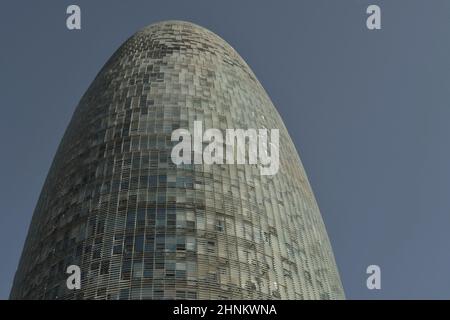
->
10, 19, 345, 300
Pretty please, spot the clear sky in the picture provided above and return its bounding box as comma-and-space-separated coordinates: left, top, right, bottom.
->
1, 0, 450, 299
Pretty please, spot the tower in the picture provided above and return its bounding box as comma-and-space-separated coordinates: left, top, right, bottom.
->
10, 21, 344, 300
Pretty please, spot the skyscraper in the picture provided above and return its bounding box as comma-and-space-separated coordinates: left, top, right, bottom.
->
10, 21, 344, 300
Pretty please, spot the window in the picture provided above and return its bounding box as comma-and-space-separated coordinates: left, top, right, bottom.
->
126, 211, 136, 229
176, 236, 186, 250
186, 236, 196, 251
135, 235, 144, 252
215, 219, 224, 232
137, 209, 146, 226
165, 236, 176, 252
149, 175, 157, 187
207, 241, 215, 253
119, 289, 129, 300
187, 291, 197, 299
133, 261, 143, 279
125, 236, 134, 253
100, 260, 110, 275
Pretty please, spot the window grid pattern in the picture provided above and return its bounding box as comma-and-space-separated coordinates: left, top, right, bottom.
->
10, 21, 344, 300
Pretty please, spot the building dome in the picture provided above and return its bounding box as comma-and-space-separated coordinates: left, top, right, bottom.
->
10, 21, 344, 300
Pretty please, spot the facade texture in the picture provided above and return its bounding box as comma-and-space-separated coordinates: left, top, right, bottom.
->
10, 21, 344, 300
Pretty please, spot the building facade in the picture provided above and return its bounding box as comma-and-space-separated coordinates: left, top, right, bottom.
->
10, 21, 344, 300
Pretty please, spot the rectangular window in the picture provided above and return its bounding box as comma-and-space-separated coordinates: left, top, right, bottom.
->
207, 241, 216, 254
135, 235, 144, 252
186, 236, 196, 251
100, 260, 110, 275
133, 262, 143, 279
215, 219, 224, 232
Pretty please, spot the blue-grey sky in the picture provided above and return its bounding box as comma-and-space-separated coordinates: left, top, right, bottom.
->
1, 0, 450, 299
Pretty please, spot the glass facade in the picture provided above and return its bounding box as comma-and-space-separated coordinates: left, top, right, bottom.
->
10, 21, 344, 300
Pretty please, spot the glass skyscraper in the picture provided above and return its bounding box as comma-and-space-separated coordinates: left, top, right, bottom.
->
10, 21, 344, 300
